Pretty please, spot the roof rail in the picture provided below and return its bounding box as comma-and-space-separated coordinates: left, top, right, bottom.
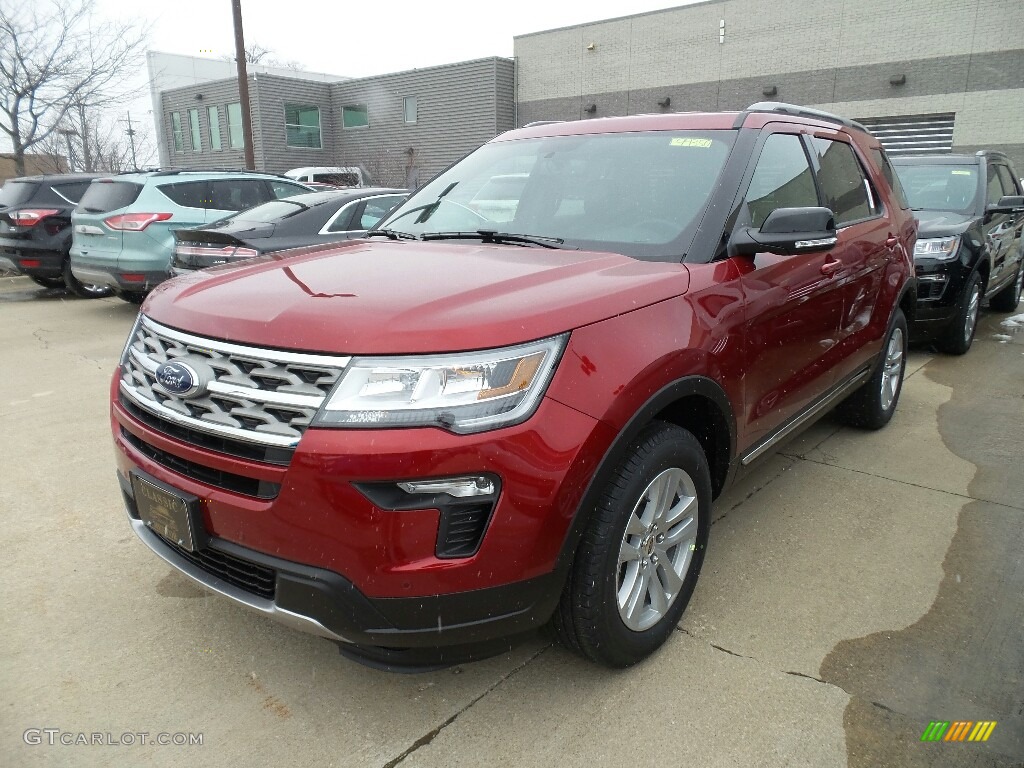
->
143, 167, 295, 179
523, 120, 564, 128
738, 102, 869, 133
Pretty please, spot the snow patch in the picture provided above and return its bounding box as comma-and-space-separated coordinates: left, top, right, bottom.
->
1000, 312, 1024, 328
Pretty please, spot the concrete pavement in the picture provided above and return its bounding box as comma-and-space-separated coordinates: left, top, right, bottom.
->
1, 274, 1021, 767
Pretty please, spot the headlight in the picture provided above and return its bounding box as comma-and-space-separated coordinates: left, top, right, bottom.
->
314, 335, 568, 434
913, 236, 960, 260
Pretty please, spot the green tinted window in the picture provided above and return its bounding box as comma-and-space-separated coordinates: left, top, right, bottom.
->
342, 105, 368, 129
227, 102, 244, 149
207, 106, 222, 151
285, 105, 321, 148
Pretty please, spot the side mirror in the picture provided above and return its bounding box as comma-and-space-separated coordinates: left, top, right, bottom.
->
731, 206, 838, 256
986, 195, 1024, 215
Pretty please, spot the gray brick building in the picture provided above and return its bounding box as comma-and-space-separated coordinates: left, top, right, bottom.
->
514, 0, 1024, 170
156, 58, 515, 186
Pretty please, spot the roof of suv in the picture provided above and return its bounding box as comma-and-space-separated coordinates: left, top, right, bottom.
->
7, 173, 106, 184
891, 151, 1012, 166
112, 169, 300, 184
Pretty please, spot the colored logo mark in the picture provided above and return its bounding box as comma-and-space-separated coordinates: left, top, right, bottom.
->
921, 721, 996, 742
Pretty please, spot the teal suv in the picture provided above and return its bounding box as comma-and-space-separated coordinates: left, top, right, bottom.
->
70, 170, 310, 302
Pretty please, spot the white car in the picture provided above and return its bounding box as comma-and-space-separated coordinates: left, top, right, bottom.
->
284, 166, 370, 188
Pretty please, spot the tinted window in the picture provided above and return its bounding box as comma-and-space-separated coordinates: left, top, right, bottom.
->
52, 181, 92, 204
995, 165, 1019, 196
380, 130, 735, 262
869, 148, 909, 210
159, 181, 209, 209
208, 179, 271, 211
232, 199, 306, 223
0, 180, 38, 206
742, 134, 818, 228
893, 164, 979, 214
269, 180, 309, 199
811, 138, 874, 225
326, 201, 360, 232
359, 195, 406, 229
77, 181, 143, 213
985, 166, 1004, 206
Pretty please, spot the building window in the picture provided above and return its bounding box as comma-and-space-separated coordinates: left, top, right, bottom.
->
170, 112, 184, 153
188, 108, 202, 152
227, 102, 244, 149
284, 104, 322, 148
342, 104, 368, 129
207, 105, 222, 151
404, 96, 417, 124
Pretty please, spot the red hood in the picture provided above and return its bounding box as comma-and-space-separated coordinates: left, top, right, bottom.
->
144, 240, 690, 354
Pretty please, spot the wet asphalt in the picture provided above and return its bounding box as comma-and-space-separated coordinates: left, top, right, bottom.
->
1, 274, 1022, 767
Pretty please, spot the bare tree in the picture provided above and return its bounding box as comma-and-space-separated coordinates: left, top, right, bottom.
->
0, 0, 148, 176
223, 43, 304, 70
39, 106, 156, 173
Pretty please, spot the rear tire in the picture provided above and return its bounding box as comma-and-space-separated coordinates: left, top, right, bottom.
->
989, 265, 1022, 312
939, 272, 982, 355
63, 259, 113, 299
837, 308, 907, 430
118, 291, 147, 305
551, 421, 711, 667
30, 275, 65, 289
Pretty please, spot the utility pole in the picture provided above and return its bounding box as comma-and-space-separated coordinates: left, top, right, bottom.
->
231, 0, 256, 170
125, 111, 139, 171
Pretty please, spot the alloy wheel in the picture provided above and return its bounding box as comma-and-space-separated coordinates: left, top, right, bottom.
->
964, 282, 981, 345
616, 467, 699, 632
880, 326, 904, 412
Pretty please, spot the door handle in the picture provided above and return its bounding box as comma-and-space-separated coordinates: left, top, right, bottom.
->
885, 235, 899, 250
820, 258, 842, 276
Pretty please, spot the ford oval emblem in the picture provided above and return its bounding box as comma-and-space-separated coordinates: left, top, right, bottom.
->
155, 361, 202, 398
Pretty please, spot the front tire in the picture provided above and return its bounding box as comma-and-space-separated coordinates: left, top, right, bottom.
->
939, 272, 982, 355
552, 421, 711, 667
63, 258, 113, 299
989, 265, 1022, 312
837, 308, 907, 430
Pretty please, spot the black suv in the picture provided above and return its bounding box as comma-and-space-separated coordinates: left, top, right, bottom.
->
892, 152, 1024, 354
0, 174, 112, 297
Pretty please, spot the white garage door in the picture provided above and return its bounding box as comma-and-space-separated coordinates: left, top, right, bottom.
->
856, 113, 956, 156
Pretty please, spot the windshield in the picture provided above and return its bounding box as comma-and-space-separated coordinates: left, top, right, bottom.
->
377, 130, 735, 262
893, 163, 979, 214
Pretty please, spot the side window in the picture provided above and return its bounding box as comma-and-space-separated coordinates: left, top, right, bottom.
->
52, 181, 92, 204
359, 195, 406, 229
208, 180, 272, 211
811, 138, 876, 225
159, 181, 210, 209
742, 133, 818, 228
269, 180, 308, 199
984, 165, 1004, 207
326, 201, 360, 232
869, 147, 910, 210
996, 165, 1020, 196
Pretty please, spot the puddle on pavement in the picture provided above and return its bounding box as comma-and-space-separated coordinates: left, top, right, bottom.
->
820, 323, 1024, 766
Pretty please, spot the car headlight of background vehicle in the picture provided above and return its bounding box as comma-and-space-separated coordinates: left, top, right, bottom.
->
314, 335, 568, 434
913, 236, 960, 260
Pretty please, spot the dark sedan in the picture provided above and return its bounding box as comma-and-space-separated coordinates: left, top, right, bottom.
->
171, 188, 407, 273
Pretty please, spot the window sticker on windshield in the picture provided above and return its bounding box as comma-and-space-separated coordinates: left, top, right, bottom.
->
670, 137, 713, 148
951, 170, 972, 176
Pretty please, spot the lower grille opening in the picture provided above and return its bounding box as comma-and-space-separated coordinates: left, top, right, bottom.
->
437, 503, 494, 558
121, 428, 281, 499
161, 536, 277, 600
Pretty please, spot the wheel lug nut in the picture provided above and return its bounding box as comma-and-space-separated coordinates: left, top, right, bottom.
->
651, 554, 658, 563
656, 534, 665, 543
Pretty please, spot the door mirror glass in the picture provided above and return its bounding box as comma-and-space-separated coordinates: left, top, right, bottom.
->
986, 195, 1024, 214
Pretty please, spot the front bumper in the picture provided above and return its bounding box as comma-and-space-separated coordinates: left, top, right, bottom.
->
111, 375, 614, 649
909, 255, 973, 338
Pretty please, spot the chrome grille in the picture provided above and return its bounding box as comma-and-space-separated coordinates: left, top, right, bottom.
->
121, 316, 350, 448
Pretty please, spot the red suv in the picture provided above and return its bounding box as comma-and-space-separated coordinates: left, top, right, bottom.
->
111, 103, 916, 669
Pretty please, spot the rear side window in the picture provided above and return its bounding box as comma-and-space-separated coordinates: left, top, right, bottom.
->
869, 148, 909, 210
77, 181, 143, 213
742, 133, 818, 228
811, 138, 878, 225
51, 181, 92, 204
0, 181, 38, 206
159, 181, 210, 210
208, 179, 272, 211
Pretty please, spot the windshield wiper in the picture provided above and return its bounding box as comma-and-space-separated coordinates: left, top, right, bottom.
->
420, 230, 568, 249
365, 228, 420, 241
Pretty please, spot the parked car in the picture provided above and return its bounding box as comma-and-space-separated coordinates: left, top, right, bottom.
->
284, 166, 370, 188
111, 103, 915, 669
69, 170, 311, 303
891, 152, 1024, 353
170, 188, 407, 274
0, 173, 113, 297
